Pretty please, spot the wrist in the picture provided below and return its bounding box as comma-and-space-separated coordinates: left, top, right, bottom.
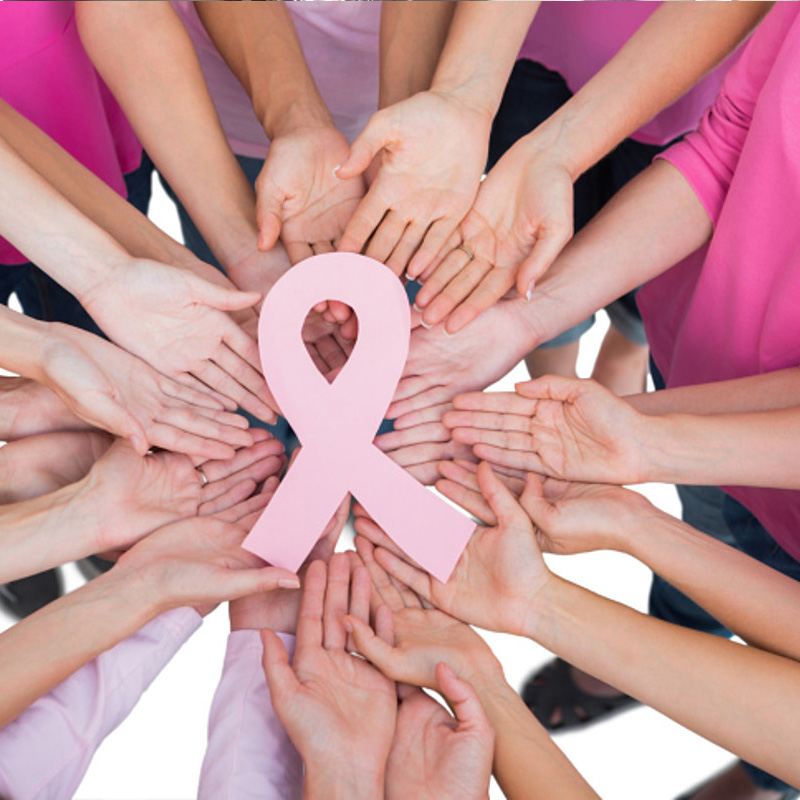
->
427, 82, 496, 130
262, 99, 333, 142
304, 763, 384, 800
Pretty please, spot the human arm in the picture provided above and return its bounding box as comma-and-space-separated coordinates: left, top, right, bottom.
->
0, 432, 284, 584
362, 463, 800, 788
336, 2, 539, 277
0, 305, 255, 459
0, 515, 299, 728
0, 608, 201, 800
415, 2, 770, 332
444, 374, 800, 489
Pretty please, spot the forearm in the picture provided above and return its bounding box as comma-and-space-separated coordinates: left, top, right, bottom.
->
627, 368, 800, 415
379, 1, 455, 108
0, 136, 130, 297
76, 1, 258, 269
637, 407, 800, 489
195, 2, 331, 140
527, 2, 769, 180
0, 569, 155, 728
0, 476, 104, 583
525, 577, 800, 786
0, 98, 198, 272
430, 2, 539, 119
614, 512, 800, 662
472, 674, 598, 800
524, 159, 712, 348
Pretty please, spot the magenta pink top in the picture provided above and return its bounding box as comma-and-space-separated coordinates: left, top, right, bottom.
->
0, 1, 141, 266
637, 3, 800, 560
519, 2, 742, 146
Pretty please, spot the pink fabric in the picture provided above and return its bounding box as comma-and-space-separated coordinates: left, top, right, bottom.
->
0, 608, 201, 800
172, 1, 379, 159
637, 3, 800, 560
0, 1, 142, 266
199, 630, 302, 800
519, 1, 742, 146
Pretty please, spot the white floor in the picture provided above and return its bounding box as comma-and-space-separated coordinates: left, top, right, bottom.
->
0, 178, 737, 799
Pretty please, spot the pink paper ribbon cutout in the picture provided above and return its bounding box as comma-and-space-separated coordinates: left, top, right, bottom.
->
242, 252, 474, 582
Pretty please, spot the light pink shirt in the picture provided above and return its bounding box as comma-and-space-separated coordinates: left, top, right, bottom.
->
519, 2, 742, 146
172, 2, 379, 159
199, 630, 302, 800
637, 3, 800, 560
0, 1, 142, 266
0, 608, 201, 800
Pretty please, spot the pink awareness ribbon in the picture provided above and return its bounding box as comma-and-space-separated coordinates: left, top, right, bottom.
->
242, 253, 474, 582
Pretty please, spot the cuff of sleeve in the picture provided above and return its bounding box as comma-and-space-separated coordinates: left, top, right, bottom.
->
226, 629, 296, 661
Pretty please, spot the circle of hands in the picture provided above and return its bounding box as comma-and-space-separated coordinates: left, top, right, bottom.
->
1, 91, 664, 797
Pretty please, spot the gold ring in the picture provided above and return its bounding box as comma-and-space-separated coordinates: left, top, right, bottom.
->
196, 467, 209, 488
458, 244, 475, 261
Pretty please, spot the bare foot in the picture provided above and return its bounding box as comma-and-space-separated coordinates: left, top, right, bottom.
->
591, 325, 649, 397
0, 430, 113, 503
681, 761, 790, 800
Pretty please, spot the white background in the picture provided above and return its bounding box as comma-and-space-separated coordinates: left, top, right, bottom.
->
0, 176, 736, 799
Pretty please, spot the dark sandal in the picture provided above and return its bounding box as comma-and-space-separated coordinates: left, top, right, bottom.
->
521, 657, 641, 731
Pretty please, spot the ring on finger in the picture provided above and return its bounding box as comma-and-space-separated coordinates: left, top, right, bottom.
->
458, 244, 475, 261
196, 466, 209, 488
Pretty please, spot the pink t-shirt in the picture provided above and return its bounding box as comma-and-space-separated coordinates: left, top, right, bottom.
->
172, 1, 379, 159
637, 3, 800, 560
0, 1, 142, 266
519, 2, 742, 146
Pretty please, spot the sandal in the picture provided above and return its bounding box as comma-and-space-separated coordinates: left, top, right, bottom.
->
520, 657, 641, 731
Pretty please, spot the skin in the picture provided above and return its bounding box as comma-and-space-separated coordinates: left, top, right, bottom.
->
0, 512, 299, 729
0, 305, 253, 460
261, 557, 396, 800
0, 432, 284, 583
356, 463, 800, 788
336, 2, 538, 278
414, 2, 770, 333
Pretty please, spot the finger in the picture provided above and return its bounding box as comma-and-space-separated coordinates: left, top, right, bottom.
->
355, 536, 405, 612
158, 405, 254, 449
338, 187, 390, 254
451, 390, 537, 416
414, 229, 462, 282
256, 184, 284, 252
407, 218, 459, 280
375, 422, 449, 453
198, 478, 256, 516
194, 359, 276, 425
311, 240, 336, 256
386, 221, 428, 278
201, 455, 283, 504
146, 422, 237, 461
436, 478, 496, 526
435, 662, 491, 733
198, 435, 284, 483
440, 458, 525, 495
161, 378, 226, 411
213, 482, 274, 524
261, 628, 300, 703
452, 427, 533, 452
516, 227, 572, 299
365, 210, 409, 265
335, 116, 388, 180
312, 334, 348, 374
353, 517, 412, 565
422, 257, 493, 329
349, 564, 372, 625
389, 386, 453, 422
373, 546, 438, 606
326, 301, 353, 325
188, 275, 261, 313
340, 314, 359, 340
220, 564, 301, 601
514, 375, 585, 403
472, 442, 542, 473
285, 240, 315, 266
174, 373, 237, 412
445, 410, 532, 436
92, 395, 149, 455
322, 553, 350, 651
296, 560, 326, 652
403, 461, 449, 486
212, 345, 274, 408
343, 613, 397, 676
445, 266, 517, 335
475, 462, 529, 530
413, 248, 471, 309
392, 403, 452, 430
374, 601, 395, 644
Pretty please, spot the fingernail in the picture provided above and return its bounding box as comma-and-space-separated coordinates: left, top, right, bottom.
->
420, 318, 432, 329
412, 302, 423, 313
278, 579, 301, 590
443, 327, 455, 338
343, 620, 354, 633
332, 161, 343, 177
526, 281, 535, 302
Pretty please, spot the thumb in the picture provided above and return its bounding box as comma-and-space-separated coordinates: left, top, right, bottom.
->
256, 188, 284, 252
335, 114, 391, 180
517, 472, 551, 527
515, 374, 583, 403
516, 227, 572, 300
87, 393, 149, 454
343, 614, 395, 674
187, 274, 262, 312
261, 629, 300, 703
435, 662, 491, 733
476, 461, 528, 531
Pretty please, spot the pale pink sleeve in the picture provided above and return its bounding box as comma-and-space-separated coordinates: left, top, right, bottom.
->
0, 608, 202, 800
198, 630, 303, 800
656, 4, 792, 224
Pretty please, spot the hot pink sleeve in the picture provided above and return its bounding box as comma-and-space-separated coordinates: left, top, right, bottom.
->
656, 5, 791, 225
198, 630, 302, 800
0, 608, 201, 800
